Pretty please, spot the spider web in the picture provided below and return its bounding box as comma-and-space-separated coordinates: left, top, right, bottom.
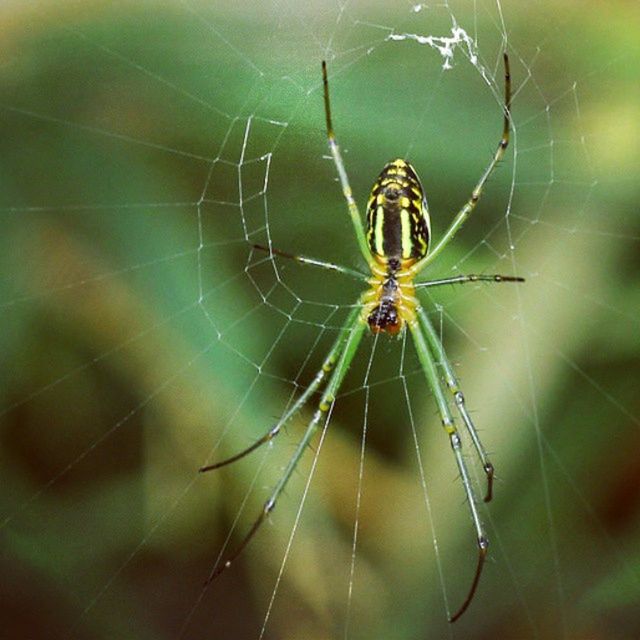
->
1, 1, 639, 639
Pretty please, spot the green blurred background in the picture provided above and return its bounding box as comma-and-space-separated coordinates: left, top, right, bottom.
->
1, 1, 639, 639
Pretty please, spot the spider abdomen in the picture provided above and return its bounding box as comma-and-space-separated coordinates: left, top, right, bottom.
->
366, 159, 431, 263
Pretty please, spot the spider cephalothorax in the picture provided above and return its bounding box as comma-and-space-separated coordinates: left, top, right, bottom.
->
364, 265, 419, 335
367, 295, 400, 334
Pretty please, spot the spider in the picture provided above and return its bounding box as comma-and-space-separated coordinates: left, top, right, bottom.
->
201, 53, 522, 622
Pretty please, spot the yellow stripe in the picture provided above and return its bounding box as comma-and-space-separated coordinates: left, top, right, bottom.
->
400, 208, 412, 258
423, 197, 431, 242
374, 205, 385, 254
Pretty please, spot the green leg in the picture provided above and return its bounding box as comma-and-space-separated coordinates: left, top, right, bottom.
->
415, 273, 524, 289
205, 307, 366, 581
417, 306, 495, 502
200, 305, 363, 472
411, 53, 511, 276
252, 243, 368, 283
322, 61, 375, 269
408, 319, 488, 623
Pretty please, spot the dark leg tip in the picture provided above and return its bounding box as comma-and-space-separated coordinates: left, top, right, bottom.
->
483, 462, 494, 503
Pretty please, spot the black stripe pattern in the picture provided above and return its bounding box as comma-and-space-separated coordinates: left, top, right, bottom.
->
366, 159, 430, 262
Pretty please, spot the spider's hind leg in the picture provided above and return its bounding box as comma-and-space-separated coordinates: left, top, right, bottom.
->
409, 52, 512, 277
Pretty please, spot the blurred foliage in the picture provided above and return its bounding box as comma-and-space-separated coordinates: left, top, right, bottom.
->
1, 1, 639, 639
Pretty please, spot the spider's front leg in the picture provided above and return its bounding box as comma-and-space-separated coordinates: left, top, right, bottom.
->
408, 316, 488, 622
322, 60, 377, 270
201, 305, 366, 583
199, 306, 362, 473
416, 306, 496, 502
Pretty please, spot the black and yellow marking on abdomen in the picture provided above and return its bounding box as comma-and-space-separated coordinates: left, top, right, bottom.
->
366, 159, 431, 262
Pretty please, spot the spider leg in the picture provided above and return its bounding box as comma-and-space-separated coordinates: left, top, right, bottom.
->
200, 306, 363, 472
252, 243, 369, 283
416, 306, 495, 502
415, 273, 524, 289
322, 61, 376, 269
411, 53, 511, 277
204, 306, 367, 584
408, 317, 488, 622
